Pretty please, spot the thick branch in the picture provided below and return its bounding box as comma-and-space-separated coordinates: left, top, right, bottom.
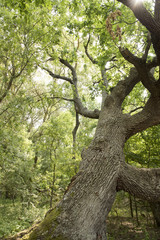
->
74, 97, 100, 119
108, 68, 139, 106
155, 0, 160, 21
117, 0, 159, 33
119, 47, 142, 66
125, 95, 160, 139
119, 47, 159, 94
59, 58, 77, 83
117, 162, 160, 202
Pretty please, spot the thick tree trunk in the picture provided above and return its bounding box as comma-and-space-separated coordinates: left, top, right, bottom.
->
24, 105, 126, 240
20, 69, 160, 239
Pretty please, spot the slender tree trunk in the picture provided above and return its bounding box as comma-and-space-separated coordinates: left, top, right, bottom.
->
129, 194, 134, 218
50, 164, 56, 209
134, 196, 139, 226
150, 202, 160, 227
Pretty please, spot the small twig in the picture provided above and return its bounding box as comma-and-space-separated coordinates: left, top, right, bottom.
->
129, 106, 144, 114
51, 96, 74, 102
43, 67, 73, 84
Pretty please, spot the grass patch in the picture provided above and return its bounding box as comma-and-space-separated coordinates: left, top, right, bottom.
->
1, 194, 160, 240
0, 199, 47, 238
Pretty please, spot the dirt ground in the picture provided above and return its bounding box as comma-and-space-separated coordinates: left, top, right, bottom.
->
107, 216, 160, 240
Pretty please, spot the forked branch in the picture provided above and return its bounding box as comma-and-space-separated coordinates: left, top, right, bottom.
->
43, 59, 100, 119
119, 47, 159, 94
59, 58, 100, 119
125, 95, 160, 139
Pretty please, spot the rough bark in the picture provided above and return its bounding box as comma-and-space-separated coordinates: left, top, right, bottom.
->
117, 163, 160, 201
155, 0, 160, 22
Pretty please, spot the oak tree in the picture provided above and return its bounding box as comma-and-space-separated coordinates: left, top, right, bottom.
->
4, 0, 160, 239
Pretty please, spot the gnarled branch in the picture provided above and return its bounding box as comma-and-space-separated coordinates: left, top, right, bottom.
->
117, 162, 160, 202
59, 58, 78, 83
119, 47, 159, 94
59, 58, 100, 119
43, 59, 100, 119
107, 68, 139, 106
125, 95, 160, 139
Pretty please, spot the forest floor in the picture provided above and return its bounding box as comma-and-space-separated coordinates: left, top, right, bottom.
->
107, 216, 160, 240
1, 198, 160, 239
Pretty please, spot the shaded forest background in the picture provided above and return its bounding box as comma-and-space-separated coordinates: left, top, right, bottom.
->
0, 0, 160, 239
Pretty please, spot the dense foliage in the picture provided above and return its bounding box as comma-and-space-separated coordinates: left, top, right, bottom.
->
0, 0, 160, 238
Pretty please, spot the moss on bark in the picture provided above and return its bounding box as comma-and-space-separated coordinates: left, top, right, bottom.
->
21, 207, 68, 240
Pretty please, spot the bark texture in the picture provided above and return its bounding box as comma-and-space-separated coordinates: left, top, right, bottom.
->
117, 163, 160, 201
